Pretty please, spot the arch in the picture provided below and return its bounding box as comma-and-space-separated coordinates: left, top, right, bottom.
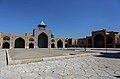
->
29, 43, 34, 48
106, 36, 113, 48
2, 42, 10, 49
88, 39, 92, 47
57, 40, 63, 48
15, 38, 25, 48
3, 36, 10, 40
51, 43, 55, 48
51, 39, 55, 42
65, 44, 68, 48
38, 32, 48, 48
116, 43, 120, 48
29, 38, 34, 41
94, 34, 105, 48
88, 39, 92, 44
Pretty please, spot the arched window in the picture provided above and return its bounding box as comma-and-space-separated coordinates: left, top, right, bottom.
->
3, 36, 10, 41
51, 39, 55, 42
29, 38, 34, 41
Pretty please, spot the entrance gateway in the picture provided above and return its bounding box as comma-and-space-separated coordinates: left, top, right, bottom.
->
38, 33, 48, 48
35, 21, 51, 48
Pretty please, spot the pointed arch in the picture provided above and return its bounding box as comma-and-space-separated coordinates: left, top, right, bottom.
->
2, 42, 10, 49
94, 34, 105, 48
15, 37, 25, 48
65, 44, 68, 48
106, 36, 113, 48
29, 38, 34, 41
3, 36, 10, 40
57, 40, 63, 48
38, 32, 48, 48
29, 43, 34, 48
51, 39, 55, 42
51, 43, 55, 48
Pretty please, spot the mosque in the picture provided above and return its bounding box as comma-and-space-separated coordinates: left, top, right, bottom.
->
0, 21, 120, 49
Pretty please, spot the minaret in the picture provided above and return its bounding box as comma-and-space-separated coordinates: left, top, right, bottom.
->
38, 21, 46, 28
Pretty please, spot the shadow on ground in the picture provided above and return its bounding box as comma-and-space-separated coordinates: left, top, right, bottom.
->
94, 52, 120, 59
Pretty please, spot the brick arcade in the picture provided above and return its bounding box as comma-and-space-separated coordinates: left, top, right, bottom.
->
0, 21, 120, 49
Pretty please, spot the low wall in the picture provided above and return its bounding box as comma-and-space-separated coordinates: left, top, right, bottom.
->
0, 49, 7, 67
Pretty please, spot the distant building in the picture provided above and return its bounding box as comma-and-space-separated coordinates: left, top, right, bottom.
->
0, 21, 65, 49
0, 22, 120, 49
77, 29, 120, 48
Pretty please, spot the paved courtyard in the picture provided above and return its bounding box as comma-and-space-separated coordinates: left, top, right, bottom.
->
7, 48, 88, 65
8, 48, 84, 60
0, 49, 120, 79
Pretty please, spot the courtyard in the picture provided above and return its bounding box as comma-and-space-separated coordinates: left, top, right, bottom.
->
0, 0, 120, 79
0, 48, 120, 79
7, 48, 89, 65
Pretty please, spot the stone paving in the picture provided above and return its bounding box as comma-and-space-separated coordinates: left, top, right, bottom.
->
8, 48, 85, 60
8, 48, 87, 65
0, 49, 7, 67
0, 50, 120, 79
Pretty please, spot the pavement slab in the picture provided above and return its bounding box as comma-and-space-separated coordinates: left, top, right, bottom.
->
0, 49, 120, 79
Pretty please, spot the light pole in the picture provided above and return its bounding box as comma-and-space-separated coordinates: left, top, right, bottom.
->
106, 46, 107, 53
49, 41, 51, 53
84, 45, 86, 52
49, 47, 50, 53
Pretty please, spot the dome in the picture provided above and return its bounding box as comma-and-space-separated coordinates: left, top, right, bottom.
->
38, 21, 46, 28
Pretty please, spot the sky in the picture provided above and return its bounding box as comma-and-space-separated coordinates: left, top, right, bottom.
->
0, 0, 120, 38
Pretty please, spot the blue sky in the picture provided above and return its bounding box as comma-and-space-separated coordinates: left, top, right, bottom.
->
0, 0, 120, 38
